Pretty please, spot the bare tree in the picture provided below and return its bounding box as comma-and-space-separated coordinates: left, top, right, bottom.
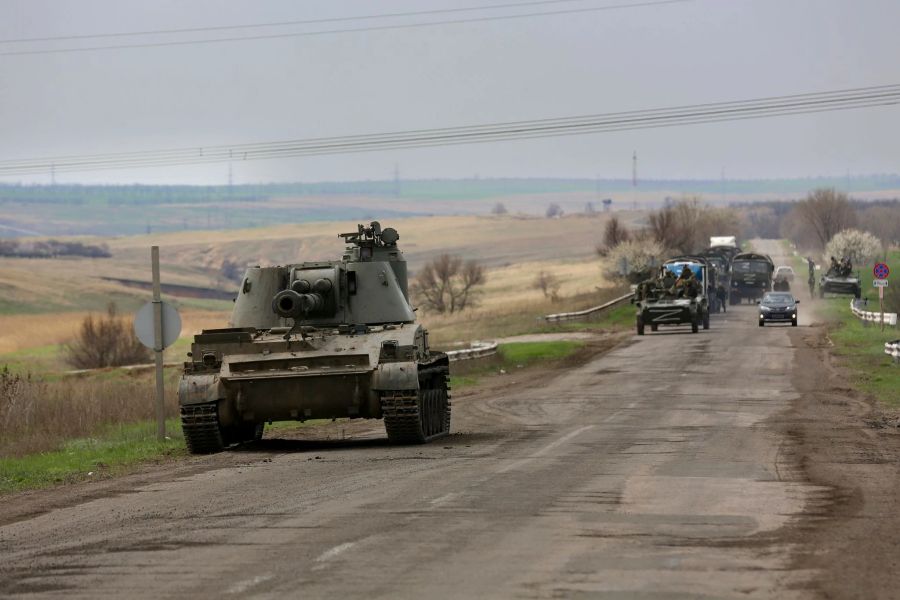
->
64, 303, 151, 369
546, 203, 564, 218
858, 204, 900, 247
533, 270, 561, 301
793, 188, 857, 249
412, 254, 487, 314
597, 216, 631, 256
491, 202, 508, 215
648, 203, 696, 253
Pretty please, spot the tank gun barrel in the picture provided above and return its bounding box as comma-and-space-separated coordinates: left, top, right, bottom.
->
272, 290, 326, 319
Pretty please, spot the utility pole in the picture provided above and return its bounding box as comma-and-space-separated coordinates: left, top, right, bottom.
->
228, 150, 234, 191
721, 167, 726, 204
631, 151, 638, 210
393, 163, 401, 197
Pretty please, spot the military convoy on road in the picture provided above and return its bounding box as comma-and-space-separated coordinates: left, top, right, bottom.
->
178, 222, 451, 454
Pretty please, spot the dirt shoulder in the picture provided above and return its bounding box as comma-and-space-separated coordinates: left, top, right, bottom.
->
785, 323, 900, 599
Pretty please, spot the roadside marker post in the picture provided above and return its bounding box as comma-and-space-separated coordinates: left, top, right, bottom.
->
874, 263, 890, 332
133, 247, 182, 442
151, 247, 165, 441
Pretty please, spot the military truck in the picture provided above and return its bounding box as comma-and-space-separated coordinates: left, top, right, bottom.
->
709, 236, 741, 262
729, 252, 774, 304
634, 261, 706, 335
819, 259, 861, 299
664, 258, 711, 328
178, 222, 451, 454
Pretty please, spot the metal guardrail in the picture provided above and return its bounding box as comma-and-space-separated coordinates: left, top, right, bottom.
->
850, 299, 898, 327
543, 291, 635, 323
885, 340, 900, 363
446, 341, 499, 362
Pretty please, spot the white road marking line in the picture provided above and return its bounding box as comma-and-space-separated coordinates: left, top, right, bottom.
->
496, 425, 594, 474
315, 541, 357, 563
227, 574, 273, 595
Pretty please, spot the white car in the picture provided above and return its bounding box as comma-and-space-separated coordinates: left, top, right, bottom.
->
774, 266, 795, 282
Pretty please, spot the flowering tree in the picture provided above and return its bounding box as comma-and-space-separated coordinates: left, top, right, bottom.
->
824, 228, 882, 266
604, 239, 665, 282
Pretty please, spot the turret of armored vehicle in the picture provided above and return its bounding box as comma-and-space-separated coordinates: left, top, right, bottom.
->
729, 252, 774, 304
633, 260, 706, 335
178, 222, 450, 454
819, 258, 861, 299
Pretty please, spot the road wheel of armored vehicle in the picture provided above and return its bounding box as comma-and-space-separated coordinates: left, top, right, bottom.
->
180, 403, 225, 454
691, 318, 699, 334
382, 367, 450, 444
703, 311, 710, 330
636, 316, 645, 336
650, 323, 658, 332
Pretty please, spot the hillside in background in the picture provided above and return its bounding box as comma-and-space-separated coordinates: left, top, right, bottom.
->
1, 175, 899, 237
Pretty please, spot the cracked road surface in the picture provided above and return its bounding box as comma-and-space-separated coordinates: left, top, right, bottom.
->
0, 242, 850, 598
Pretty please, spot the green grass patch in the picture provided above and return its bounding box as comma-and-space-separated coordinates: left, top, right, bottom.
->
820, 297, 900, 407
499, 340, 583, 364
0, 418, 186, 494
450, 340, 584, 390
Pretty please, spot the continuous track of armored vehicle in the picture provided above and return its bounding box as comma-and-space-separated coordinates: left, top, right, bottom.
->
179, 222, 450, 453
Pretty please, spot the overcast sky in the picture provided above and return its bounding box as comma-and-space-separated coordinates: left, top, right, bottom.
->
1, 0, 898, 185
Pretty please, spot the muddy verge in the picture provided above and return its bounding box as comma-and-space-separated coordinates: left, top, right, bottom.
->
784, 324, 900, 599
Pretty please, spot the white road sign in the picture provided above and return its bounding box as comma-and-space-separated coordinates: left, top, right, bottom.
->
133, 301, 182, 349
873, 280, 889, 288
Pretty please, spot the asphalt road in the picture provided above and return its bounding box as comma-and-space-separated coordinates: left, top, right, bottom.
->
0, 242, 831, 599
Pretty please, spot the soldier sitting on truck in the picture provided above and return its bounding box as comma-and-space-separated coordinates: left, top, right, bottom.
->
673, 266, 698, 298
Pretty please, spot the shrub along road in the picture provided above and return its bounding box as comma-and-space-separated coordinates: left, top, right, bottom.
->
1, 243, 899, 598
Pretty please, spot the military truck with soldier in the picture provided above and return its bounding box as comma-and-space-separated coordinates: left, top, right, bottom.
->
729, 252, 775, 304
819, 256, 861, 299
633, 259, 708, 335
178, 222, 451, 454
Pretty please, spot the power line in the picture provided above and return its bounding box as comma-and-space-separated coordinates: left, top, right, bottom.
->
0, 0, 678, 44
0, 0, 689, 57
0, 84, 897, 177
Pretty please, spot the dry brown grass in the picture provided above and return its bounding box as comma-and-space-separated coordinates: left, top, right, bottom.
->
0, 368, 180, 457
0, 309, 230, 356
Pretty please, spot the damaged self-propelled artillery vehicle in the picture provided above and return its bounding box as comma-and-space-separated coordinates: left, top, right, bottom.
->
178, 222, 451, 454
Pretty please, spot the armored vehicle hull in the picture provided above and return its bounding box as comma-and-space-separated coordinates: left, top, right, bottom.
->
819, 275, 861, 299
636, 298, 700, 335
178, 222, 451, 454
